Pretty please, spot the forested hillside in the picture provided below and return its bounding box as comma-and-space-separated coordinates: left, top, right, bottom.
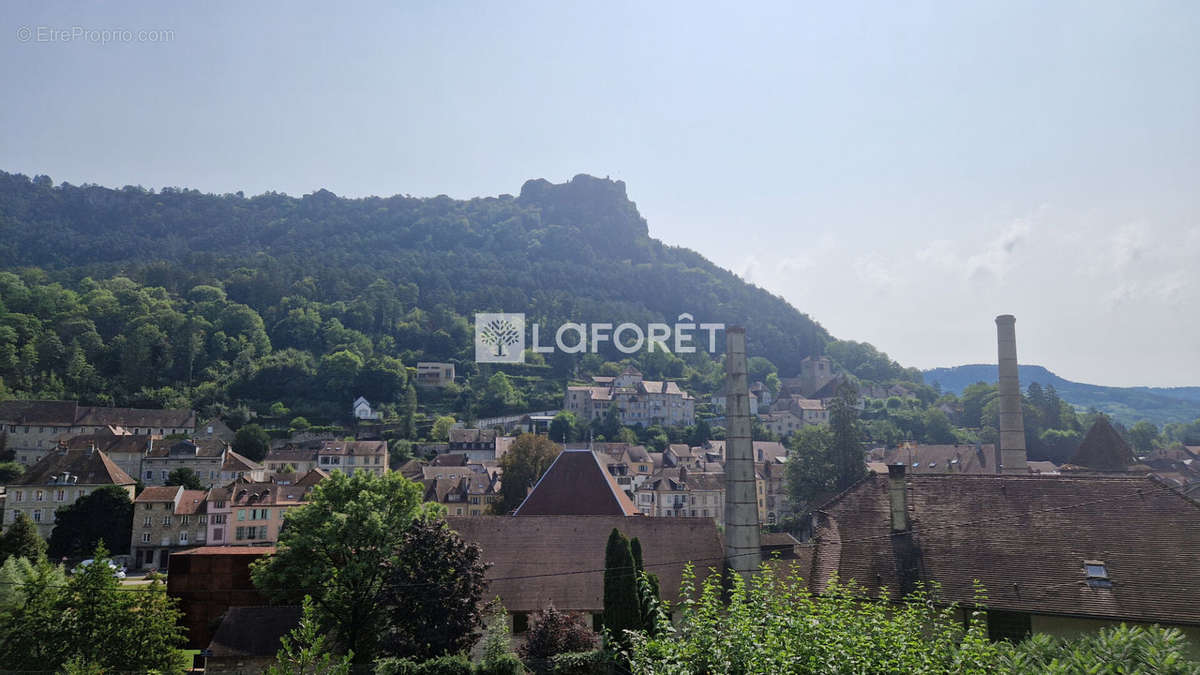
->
0, 171, 912, 427
925, 364, 1200, 426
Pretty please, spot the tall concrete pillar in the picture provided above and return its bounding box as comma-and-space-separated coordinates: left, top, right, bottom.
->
723, 326, 761, 578
995, 315, 1028, 473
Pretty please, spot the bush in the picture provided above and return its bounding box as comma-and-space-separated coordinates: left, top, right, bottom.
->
518, 606, 597, 662
474, 653, 525, 675
375, 654, 472, 675
550, 651, 612, 675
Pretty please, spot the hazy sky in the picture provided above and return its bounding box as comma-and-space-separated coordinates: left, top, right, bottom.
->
3, 1, 1197, 386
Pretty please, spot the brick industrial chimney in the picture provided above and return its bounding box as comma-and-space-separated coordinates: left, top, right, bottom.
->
723, 326, 761, 578
995, 315, 1028, 473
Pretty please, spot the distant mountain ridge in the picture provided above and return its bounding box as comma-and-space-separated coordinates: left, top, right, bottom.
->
924, 364, 1200, 426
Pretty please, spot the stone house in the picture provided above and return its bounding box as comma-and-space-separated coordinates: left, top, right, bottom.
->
131, 485, 209, 570
2, 447, 137, 538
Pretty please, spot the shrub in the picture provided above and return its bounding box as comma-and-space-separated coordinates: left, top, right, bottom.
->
375, 654, 472, 675
549, 651, 612, 675
519, 606, 597, 663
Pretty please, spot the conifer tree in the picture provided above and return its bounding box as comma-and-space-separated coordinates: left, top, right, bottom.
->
602, 528, 641, 647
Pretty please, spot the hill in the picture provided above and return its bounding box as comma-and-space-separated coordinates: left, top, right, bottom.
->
924, 364, 1200, 427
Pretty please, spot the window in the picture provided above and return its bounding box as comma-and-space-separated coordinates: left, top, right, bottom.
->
35, 490, 44, 502
235, 526, 245, 540
141, 532, 151, 543
512, 613, 529, 634
181, 515, 190, 525
212, 514, 227, 524
145, 471, 153, 479
1085, 560, 1112, 588
143, 516, 153, 527
32, 510, 41, 523
179, 531, 188, 544
55, 489, 65, 501
238, 510, 245, 521
212, 528, 223, 542
143, 503, 152, 511
13, 490, 21, 502
258, 526, 268, 539
162, 515, 172, 526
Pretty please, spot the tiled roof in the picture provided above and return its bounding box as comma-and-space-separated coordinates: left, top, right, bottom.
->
62, 433, 149, 455
208, 605, 301, 657
513, 449, 639, 516
176, 490, 209, 515
431, 453, 470, 467
1069, 417, 1136, 471
318, 440, 386, 456
75, 406, 196, 429
449, 428, 498, 444
136, 485, 183, 503
804, 473, 1200, 626
865, 444, 1001, 475
292, 468, 329, 487
447, 515, 723, 613
0, 400, 79, 425
222, 450, 264, 472
264, 446, 317, 462
146, 438, 227, 458
11, 448, 136, 486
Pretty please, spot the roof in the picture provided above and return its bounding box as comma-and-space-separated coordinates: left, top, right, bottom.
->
222, 450, 264, 472
804, 473, 1200, 626
318, 440, 386, 456
702, 440, 788, 464
264, 446, 318, 462
292, 468, 329, 487
513, 449, 639, 516
866, 444, 1001, 475
171, 546, 277, 556
0, 400, 79, 425
176, 490, 209, 515
431, 453, 470, 467
146, 438, 227, 459
208, 605, 302, 657
62, 433, 149, 455
135, 485, 183, 503
211, 480, 314, 507
10, 448, 136, 487
449, 428, 498, 444
446, 515, 723, 613
1069, 417, 1136, 471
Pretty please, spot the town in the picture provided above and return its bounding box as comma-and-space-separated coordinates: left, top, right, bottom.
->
1, 316, 1198, 673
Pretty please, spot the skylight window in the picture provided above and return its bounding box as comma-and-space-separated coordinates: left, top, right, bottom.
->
1084, 560, 1112, 587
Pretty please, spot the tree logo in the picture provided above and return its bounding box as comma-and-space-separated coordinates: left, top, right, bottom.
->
475, 313, 525, 363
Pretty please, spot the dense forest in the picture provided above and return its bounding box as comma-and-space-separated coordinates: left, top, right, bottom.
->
0, 171, 922, 430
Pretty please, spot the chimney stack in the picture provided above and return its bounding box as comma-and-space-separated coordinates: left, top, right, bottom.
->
723, 326, 761, 578
995, 315, 1028, 473
887, 464, 909, 531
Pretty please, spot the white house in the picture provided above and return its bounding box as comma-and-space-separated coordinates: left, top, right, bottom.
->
352, 397, 380, 421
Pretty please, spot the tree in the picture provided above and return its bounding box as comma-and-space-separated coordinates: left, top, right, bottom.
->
630, 537, 661, 636
0, 460, 23, 483
0, 554, 71, 668
518, 605, 598, 661
0, 511, 46, 564
549, 410, 577, 444
602, 528, 641, 647
785, 425, 836, 509
165, 467, 203, 490
267, 596, 353, 675
922, 407, 957, 444
399, 383, 418, 439
234, 423, 271, 462
48, 485, 133, 559
1127, 420, 1160, 455
377, 518, 488, 661
830, 381, 865, 491
431, 415, 456, 442
495, 434, 562, 514
251, 471, 434, 664
601, 402, 622, 441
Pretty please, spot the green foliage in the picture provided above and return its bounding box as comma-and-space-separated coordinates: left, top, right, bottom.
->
234, 423, 271, 461
480, 599, 517, 666
289, 415, 311, 431
266, 596, 354, 675
829, 381, 866, 492
0, 542, 188, 672
432, 415, 457, 442
0, 460, 23, 483
48, 484, 133, 558
165, 466, 203, 490
374, 654, 472, 675
602, 529, 641, 649
995, 624, 1199, 674
378, 518, 488, 661
495, 434, 561, 514
826, 339, 921, 384
547, 651, 612, 675
0, 511, 46, 564
0, 553, 64, 609
251, 470, 434, 664
549, 411, 577, 444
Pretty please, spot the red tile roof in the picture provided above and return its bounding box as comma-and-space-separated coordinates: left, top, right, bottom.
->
11, 448, 136, 486
513, 449, 639, 516
171, 546, 277, 556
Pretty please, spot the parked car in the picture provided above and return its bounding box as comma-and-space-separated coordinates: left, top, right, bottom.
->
76, 558, 127, 579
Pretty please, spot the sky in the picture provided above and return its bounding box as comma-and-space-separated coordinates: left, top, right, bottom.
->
2, 1, 1197, 387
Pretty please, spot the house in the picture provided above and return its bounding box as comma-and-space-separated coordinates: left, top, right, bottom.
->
60, 430, 150, 481
587, 442, 653, 497
131, 485, 209, 570
206, 605, 301, 675
636, 467, 691, 518
0, 400, 195, 463
416, 361, 456, 387
262, 445, 321, 477
352, 396, 380, 421
866, 443, 1002, 475
512, 448, 640, 516
168, 546, 276, 648
219, 450, 267, 484
422, 471, 500, 517
316, 439, 388, 475
760, 410, 807, 438
797, 467, 1200, 645
204, 473, 323, 547
3, 447, 136, 538
447, 515, 723, 634
710, 391, 759, 416
141, 438, 231, 487
195, 418, 237, 444
448, 428, 514, 463
564, 367, 695, 427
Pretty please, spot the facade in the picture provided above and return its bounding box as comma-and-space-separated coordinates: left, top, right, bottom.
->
589, 442, 654, 497
168, 546, 276, 649
262, 445, 321, 476
422, 470, 500, 517
3, 447, 137, 538
760, 410, 806, 438
564, 367, 695, 427
131, 485, 209, 570
204, 473, 323, 547
218, 450, 267, 484
351, 396, 380, 421
416, 361, 456, 387
141, 438, 230, 487
316, 440, 387, 475
0, 400, 195, 462
447, 428, 514, 463
61, 431, 150, 481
